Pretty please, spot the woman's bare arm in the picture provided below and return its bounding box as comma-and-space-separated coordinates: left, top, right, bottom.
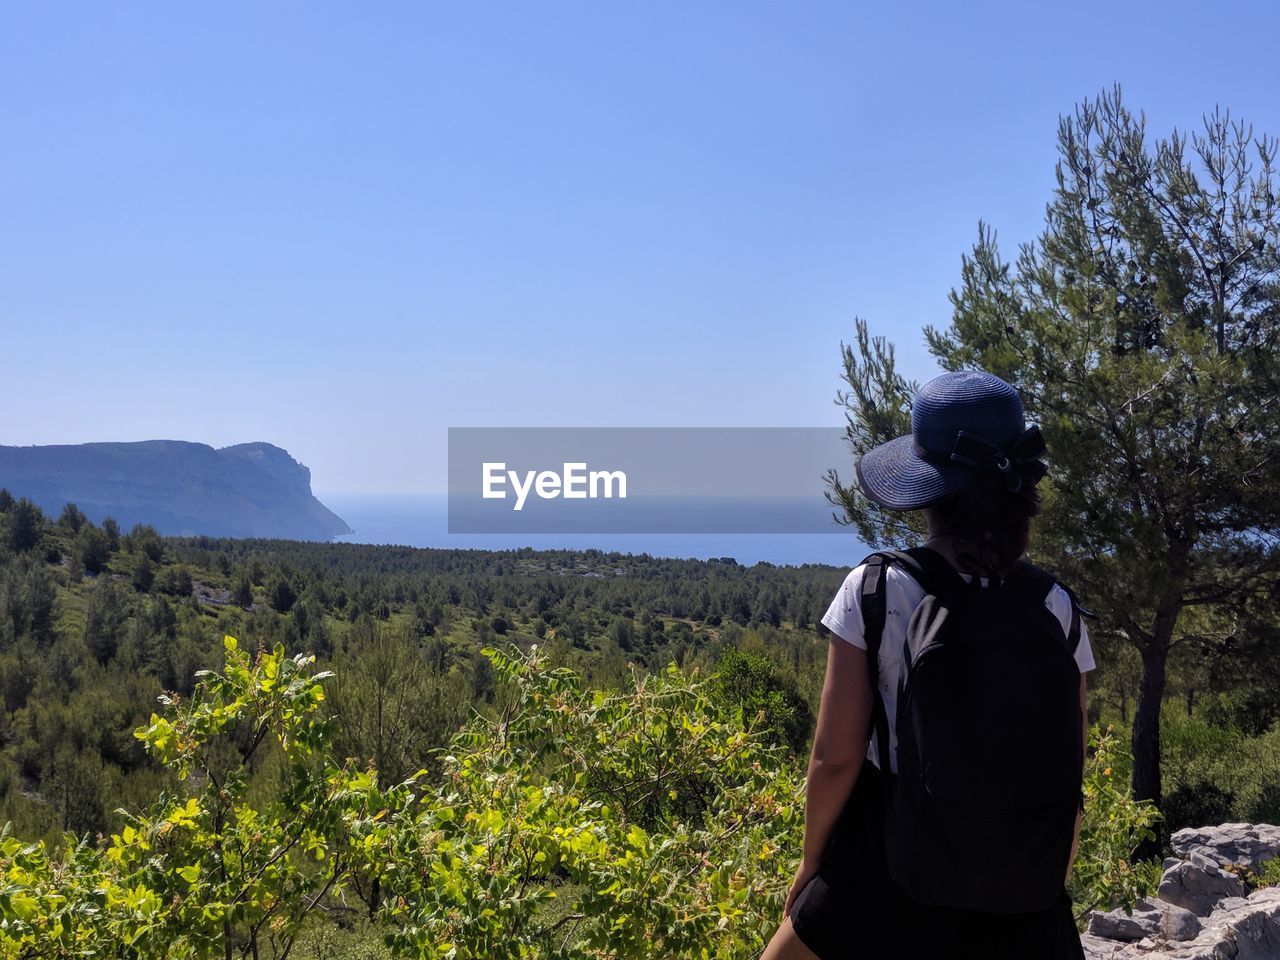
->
800, 636, 875, 867
1066, 672, 1088, 884
782, 632, 876, 918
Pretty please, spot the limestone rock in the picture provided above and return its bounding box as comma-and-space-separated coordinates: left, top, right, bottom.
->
1087, 898, 1201, 942
1082, 887, 1280, 960
1080, 932, 1126, 957
1163, 887, 1280, 960
1157, 854, 1247, 916
1170, 823, 1280, 873
1083, 824, 1280, 959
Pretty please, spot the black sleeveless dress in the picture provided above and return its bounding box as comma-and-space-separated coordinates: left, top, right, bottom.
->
788, 758, 1086, 960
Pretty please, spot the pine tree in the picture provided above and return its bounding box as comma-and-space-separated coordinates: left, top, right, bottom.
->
5, 499, 44, 555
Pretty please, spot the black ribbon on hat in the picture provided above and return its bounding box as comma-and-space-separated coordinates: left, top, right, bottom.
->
914, 424, 1047, 493
947, 425, 1047, 493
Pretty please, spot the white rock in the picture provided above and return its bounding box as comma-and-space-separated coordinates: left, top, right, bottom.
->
1086, 887, 1280, 960
1170, 823, 1280, 872
1088, 898, 1202, 942
1157, 856, 1247, 916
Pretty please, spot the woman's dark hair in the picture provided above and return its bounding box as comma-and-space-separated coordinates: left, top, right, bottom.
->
928, 472, 1042, 575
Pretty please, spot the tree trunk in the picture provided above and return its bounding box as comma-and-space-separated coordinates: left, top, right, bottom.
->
1131, 597, 1181, 860
1131, 642, 1167, 860
1131, 644, 1166, 804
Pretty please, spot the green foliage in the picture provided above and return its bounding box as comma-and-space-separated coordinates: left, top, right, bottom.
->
0, 636, 423, 958
0, 517, 831, 868
1069, 725, 1162, 921
0, 639, 806, 959
82, 579, 130, 665
56, 505, 87, 536
1255, 854, 1280, 889
131, 553, 155, 593
1160, 711, 1280, 830
0, 557, 56, 647
232, 573, 253, 609
101, 518, 121, 554
377, 643, 806, 959
4, 499, 44, 555
709, 647, 813, 754
71, 527, 109, 576
270, 577, 297, 614
326, 619, 470, 787
154, 565, 193, 598
124, 525, 165, 563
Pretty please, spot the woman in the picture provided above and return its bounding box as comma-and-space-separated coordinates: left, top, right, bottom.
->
762, 370, 1094, 960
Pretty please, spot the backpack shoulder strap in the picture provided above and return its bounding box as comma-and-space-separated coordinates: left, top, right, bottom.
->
856, 552, 896, 772
1011, 560, 1084, 654
854, 546, 980, 772
1057, 582, 1087, 654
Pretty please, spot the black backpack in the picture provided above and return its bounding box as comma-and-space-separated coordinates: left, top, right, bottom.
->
858, 546, 1085, 914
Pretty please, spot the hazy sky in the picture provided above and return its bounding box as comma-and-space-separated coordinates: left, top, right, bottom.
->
4, 1, 1278, 493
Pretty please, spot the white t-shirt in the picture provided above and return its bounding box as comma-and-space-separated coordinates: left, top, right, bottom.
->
820, 561, 1096, 774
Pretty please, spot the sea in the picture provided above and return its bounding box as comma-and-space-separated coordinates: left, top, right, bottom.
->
321, 493, 867, 569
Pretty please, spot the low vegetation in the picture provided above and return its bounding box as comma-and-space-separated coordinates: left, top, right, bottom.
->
0, 494, 1272, 955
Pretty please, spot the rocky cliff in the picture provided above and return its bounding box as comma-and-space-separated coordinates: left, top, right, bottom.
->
0, 441, 351, 541
1084, 824, 1280, 959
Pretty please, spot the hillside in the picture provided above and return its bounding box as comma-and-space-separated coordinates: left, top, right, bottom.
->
0, 440, 350, 540
0, 500, 839, 851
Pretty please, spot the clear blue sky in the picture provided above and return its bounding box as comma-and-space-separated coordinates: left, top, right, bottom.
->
4, 1, 1278, 493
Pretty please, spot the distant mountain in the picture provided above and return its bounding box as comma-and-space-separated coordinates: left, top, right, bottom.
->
0, 441, 351, 540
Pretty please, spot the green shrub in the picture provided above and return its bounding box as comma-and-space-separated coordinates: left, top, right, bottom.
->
708, 647, 812, 754
1257, 855, 1280, 889
0, 640, 806, 959
1068, 725, 1162, 921
1161, 711, 1280, 830
0, 636, 421, 958
376, 645, 807, 958
289, 917, 393, 960
0, 640, 1168, 956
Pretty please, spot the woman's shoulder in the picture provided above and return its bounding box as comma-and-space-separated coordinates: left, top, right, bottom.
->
849, 552, 1077, 615
1041, 580, 1080, 636
835, 552, 927, 585
829, 555, 930, 612
826, 554, 1095, 667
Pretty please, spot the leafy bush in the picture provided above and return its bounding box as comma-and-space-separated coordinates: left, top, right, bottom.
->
1068, 725, 1162, 921
0, 639, 1165, 956
377, 645, 806, 958
0, 640, 805, 959
708, 647, 812, 754
0, 636, 421, 958
1257, 855, 1280, 889
1161, 711, 1280, 830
